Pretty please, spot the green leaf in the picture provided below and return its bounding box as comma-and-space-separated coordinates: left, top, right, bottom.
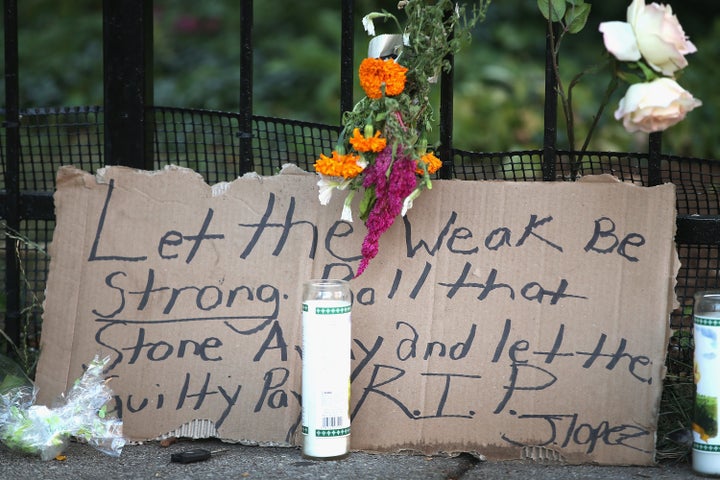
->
358, 187, 376, 223
537, 0, 566, 22
0, 375, 27, 395
636, 60, 660, 82
565, 3, 591, 34
616, 70, 644, 85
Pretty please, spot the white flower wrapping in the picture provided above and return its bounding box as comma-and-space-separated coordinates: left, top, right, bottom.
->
0, 355, 125, 460
614, 77, 702, 133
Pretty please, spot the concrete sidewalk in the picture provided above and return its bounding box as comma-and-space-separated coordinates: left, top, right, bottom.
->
0, 439, 702, 480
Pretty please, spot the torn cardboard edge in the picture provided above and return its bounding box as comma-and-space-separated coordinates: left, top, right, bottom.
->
37, 164, 679, 465
158, 419, 488, 462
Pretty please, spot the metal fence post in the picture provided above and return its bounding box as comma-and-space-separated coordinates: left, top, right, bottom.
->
102, 0, 154, 169
438, 54, 455, 180
2, 0, 21, 351
648, 131, 662, 187
340, 0, 354, 121
542, 22, 558, 181
239, 0, 254, 174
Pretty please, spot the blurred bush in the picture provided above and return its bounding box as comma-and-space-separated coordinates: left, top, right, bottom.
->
4, 0, 719, 158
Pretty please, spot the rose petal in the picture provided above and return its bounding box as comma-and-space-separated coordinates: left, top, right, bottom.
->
599, 21, 641, 62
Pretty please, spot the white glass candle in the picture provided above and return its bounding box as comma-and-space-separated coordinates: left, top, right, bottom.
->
301, 279, 352, 460
693, 291, 720, 476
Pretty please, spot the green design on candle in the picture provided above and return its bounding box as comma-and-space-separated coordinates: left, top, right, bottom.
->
694, 394, 718, 444
315, 305, 351, 315
695, 316, 720, 327
315, 427, 351, 437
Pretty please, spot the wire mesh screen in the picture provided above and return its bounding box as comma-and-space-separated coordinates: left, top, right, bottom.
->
452, 150, 544, 181
1, 106, 105, 192
451, 150, 652, 183
153, 107, 243, 184
2, 107, 720, 363
666, 156, 720, 215
152, 108, 341, 180
252, 116, 341, 175
558, 150, 648, 183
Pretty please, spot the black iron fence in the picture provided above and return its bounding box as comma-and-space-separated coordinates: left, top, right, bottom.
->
1, 0, 719, 374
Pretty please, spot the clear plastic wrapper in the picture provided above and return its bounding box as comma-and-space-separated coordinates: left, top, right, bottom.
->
0, 354, 126, 460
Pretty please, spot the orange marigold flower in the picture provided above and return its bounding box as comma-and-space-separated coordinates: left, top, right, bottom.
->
349, 127, 387, 153
416, 152, 442, 175
314, 151, 364, 179
359, 57, 408, 100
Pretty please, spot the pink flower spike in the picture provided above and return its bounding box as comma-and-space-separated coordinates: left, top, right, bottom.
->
355, 146, 418, 277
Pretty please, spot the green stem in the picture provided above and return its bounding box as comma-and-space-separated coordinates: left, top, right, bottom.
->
546, 8, 576, 173
579, 72, 619, 156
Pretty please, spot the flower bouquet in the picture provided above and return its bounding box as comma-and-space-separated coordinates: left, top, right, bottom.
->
314, 0, 489, 276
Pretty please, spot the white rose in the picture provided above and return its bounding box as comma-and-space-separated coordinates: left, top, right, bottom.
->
599, 0, 696, 75
614, 78, 702, 133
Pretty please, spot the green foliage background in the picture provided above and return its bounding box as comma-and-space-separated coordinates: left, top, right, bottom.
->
4, 0, 720, 158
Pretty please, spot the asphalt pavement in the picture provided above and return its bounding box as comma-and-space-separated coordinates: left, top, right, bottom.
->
0, 438, 706, 479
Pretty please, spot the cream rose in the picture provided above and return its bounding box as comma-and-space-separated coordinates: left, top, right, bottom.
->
599, 0, 696, 76
614, 78, 702, 133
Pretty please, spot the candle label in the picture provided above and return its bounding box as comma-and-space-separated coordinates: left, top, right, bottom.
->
302, 300, 352, 440
693, 315, 720, 453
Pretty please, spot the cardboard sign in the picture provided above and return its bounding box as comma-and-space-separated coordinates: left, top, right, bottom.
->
36, 165, 679, 465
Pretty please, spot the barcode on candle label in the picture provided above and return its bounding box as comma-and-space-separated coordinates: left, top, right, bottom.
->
323, 416, 344, 428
